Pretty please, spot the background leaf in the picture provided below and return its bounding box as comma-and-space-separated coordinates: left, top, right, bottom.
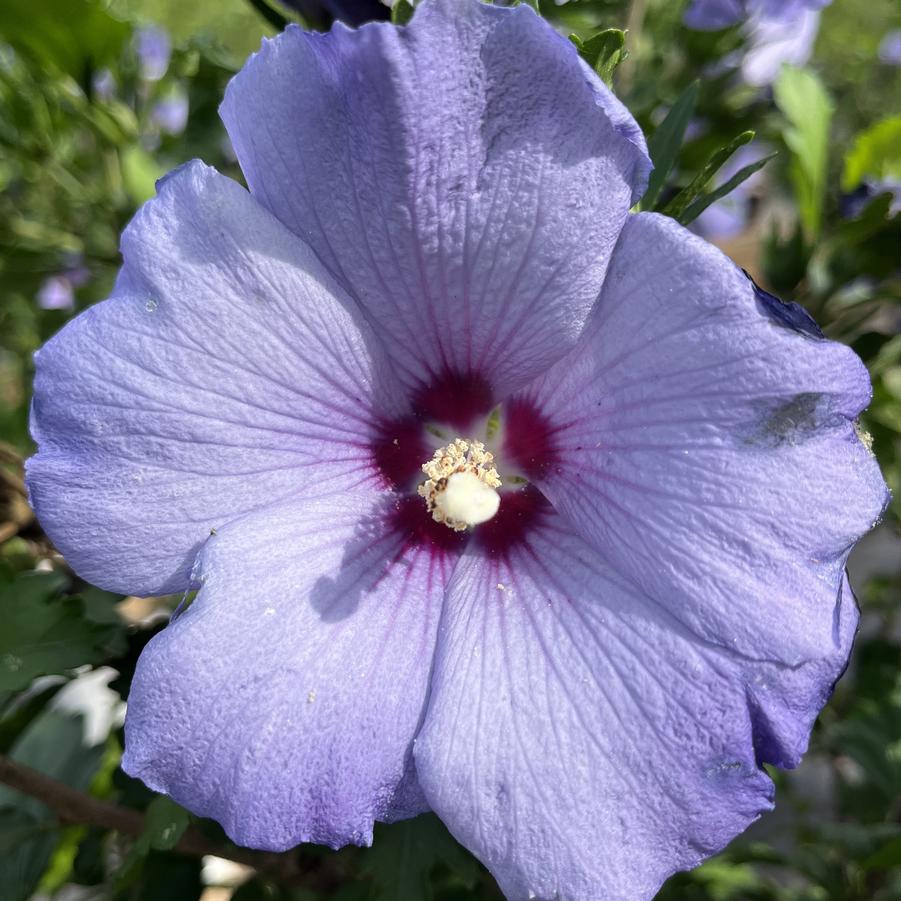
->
774, 66, 834, 241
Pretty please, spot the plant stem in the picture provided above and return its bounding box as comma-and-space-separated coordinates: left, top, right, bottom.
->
0, 753, 341, 891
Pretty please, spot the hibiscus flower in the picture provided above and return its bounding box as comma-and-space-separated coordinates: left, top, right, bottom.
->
26, 1, 887, 898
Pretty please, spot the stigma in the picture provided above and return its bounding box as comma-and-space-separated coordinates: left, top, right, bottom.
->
418, 438, 501, 531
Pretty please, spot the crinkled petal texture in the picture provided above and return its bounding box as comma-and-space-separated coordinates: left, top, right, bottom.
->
518, 213, 887, 671
221, 0, 650, 397
27, 162, 399, 596
123, 493, 451, 850
415, 511, 781, 901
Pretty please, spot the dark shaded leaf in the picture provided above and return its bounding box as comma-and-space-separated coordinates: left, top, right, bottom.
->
679, 152, 776, 225
0, 711, 102, 901
641, 81, 699, 210
0, 570, 125, 692
364, 815, 479, 900
662, 129, 754, 220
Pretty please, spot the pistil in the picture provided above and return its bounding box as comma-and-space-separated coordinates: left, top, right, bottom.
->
418, 438, 501, 531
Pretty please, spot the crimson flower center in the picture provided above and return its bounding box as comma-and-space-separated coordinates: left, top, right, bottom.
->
371, 372, 560, 556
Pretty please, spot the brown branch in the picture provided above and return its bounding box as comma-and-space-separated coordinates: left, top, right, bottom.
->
0, 442, 25, 466
0, 754, 343, 891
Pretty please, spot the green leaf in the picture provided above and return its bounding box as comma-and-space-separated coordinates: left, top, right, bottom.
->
0, 682, 64, 754
0, 0, 130, 83
243, 0, 288, 32
863, 834, 901, 871
136, 797, 191, 853
641, 81, 699, 211
232, 878, 305, 901
842, 115, 901, 191
364, 815, 479, 900
0, 570, 125, 693
773, 66, 833, 241
571, 29, 628, 87
662, 130, 755, 221
118, 851, 204, 901
0, 711, 103, 901
117, 796, 191, 887
391, 0, 415, 25
121, 145, 166, 206
679, 151, 777, 226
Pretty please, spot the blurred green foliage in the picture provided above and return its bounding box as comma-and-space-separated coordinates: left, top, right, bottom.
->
0, 0, 899, 899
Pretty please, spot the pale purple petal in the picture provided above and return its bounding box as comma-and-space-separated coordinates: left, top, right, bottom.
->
221, 0, 650, 397
744, 571, 858, 768
27, 161, 402, 596
517, 212, 887, 665
415, 510, 776, 900
123, 492, 448, 849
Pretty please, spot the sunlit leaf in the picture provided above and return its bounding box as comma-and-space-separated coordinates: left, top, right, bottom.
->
571, 28, 628, 87
774, 66, 833, 241
842, 115, 901, 191
391, 0, 415, 25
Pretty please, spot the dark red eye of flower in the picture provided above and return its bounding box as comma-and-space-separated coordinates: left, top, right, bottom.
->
371, 370, 559, 558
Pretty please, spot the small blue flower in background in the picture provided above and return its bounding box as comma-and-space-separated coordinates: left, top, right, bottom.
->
134, 25, 171, 82
152, 89, 189, 136
684, 0, 830, 31
685, 0, 831, 86
36, 276, 75, 311
26, 1, 888, 898
879, 29, 901, 65
36, 255, 90, 311
92, 68, 117, 100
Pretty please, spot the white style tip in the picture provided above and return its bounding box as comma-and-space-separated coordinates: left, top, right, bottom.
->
434, 470, 501, 528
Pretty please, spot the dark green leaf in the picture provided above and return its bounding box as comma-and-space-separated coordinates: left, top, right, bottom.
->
114, 851, 203, 901
138, 796, 190, 853
0, 682, 65, 754
232, 878, 300, 901
863, 834, 901, 871
0, 571, 125, 692
641, 81, 699, 211
662, 130, 755, 221
243, 0, 289, 32
0, 711, 103, 901
679, 152, 776, 225
364, 815, 479, 900
571, 29, 628, 87
116, 796, 191, 888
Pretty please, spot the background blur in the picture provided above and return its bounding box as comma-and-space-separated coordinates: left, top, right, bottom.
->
0, 0, 899, 898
